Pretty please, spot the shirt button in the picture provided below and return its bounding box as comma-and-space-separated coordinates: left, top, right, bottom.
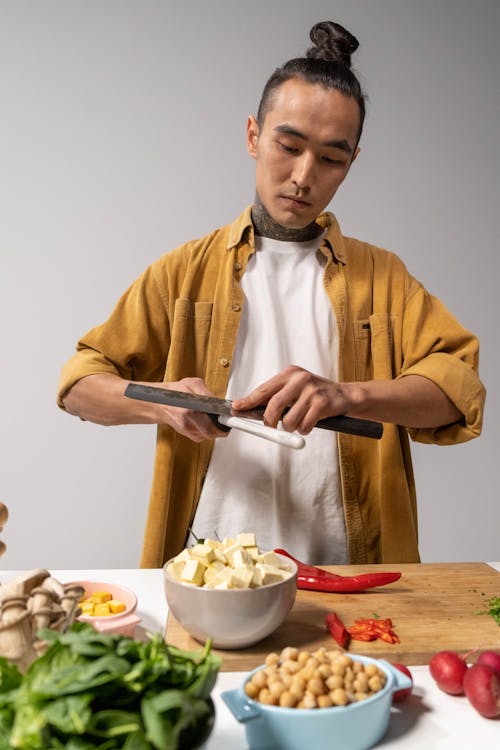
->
220, 358, 230, 367
231, 302, 241, 312
234, 261, 242, 271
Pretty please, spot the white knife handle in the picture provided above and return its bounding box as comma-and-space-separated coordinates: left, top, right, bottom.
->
218, 415, 305, 450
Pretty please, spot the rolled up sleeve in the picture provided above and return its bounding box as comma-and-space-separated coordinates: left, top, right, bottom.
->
398, 286, 486, 445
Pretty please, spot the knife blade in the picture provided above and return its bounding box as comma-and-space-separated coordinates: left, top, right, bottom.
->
124, 383, 383, 439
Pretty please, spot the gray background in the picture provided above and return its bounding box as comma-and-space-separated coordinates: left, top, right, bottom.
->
1, 0, 498, 569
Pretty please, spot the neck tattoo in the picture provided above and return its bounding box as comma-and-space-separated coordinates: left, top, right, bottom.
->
251, 199, 322, 242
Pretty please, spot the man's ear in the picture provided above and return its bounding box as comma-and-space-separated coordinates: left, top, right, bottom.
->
246, 115, 259, 158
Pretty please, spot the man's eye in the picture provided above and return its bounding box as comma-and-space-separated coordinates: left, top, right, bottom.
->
278, 141, 299, 154
323, 156, 345, 165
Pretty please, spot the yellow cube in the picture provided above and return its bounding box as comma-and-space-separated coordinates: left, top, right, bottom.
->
90, 591, 113, 604
94, 602, 111, 616
108, 599, 126, 614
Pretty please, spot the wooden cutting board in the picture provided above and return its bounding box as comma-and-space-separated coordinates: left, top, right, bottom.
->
164, 562, 500, 670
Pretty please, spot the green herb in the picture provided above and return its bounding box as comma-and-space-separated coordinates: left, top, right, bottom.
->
475, 595, 500, 626
485, 596, 500, 625
0, 622, 221, 750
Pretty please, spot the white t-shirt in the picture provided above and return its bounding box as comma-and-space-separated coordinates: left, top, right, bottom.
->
191, 233, 347, 564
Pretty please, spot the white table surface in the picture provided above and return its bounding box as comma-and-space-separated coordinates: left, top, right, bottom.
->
2, 565, 499, 748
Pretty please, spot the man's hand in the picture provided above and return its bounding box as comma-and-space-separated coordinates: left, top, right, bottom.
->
232, 365, 350, 434
232, 365, 463, 433
157, 377, 229, 442
62, 374, 229, 442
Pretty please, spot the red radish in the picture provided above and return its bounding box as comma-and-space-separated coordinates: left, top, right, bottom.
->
476, 650, 500, 679
429, 650, 468, 694
463, 663, 500, 719
391, 663, 413, 702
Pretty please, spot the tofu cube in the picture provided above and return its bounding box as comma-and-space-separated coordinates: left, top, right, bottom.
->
236, 532, 257, 548
232, 548, 252, 568
245, 546, 260, 560
190, 543, 215, 564
232, 565, 254, 589
257, 551, 282, 568
203, 561, 226, 585
167, 560, 186, 582
255, 563, 288, 585
181, 559, 206, 586
173, 548, 193, 564
213, 548, 228, 564
108, 600, 126, 614
224, 544, 245, 568
211, 566, 235, 589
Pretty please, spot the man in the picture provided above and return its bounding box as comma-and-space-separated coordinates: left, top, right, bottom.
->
58, 22, 485, 567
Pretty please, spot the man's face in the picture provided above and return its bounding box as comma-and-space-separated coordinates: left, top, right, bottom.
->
247, 78, 360, 229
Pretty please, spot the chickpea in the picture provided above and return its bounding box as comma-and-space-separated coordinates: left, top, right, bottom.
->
353, 673, 368, 692
258, 688, 276, 705
368, 674, 383, 692
298, 666, 316, 682
252, 670, 268, 689
326, 674, 343, 691
297, 650, 310, 666
332, 662, 346, 676
317, 694, 333, 708
269, 681, 287, 699
301, 693, 317, 709
312, 648, 327, 663
355, 692, 369, 702
265, 652, 280, 667
305, 656, 320, 669
280, 646, 299, 661
289, 679, 306, 700
364, 663, 378, 677
307, 676, 326, 696
318, 663, 332, 679
330, 688, 348, 706
245, 681, 259, 699
279, 691, 298, 708
338, 655, 353, 669
352, 660, 363, 674
282, 659, 300, 674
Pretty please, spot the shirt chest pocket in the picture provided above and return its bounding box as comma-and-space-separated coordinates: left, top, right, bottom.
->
353, 313, 399, 381
168, 298, 214, 378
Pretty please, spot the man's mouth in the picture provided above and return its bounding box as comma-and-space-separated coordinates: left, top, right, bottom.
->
280, 195, 312, 207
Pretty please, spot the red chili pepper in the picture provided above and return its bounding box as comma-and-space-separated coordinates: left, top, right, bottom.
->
275, 549, 402, 593
325, 612, 350, 648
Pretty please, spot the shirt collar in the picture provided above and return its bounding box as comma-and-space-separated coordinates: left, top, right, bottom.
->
227, 205, 347, 264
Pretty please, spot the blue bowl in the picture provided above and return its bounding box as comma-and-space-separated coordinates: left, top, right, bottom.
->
221, 654, 411, 750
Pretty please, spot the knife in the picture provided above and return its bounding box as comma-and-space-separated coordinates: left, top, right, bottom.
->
124, 383, 383, 440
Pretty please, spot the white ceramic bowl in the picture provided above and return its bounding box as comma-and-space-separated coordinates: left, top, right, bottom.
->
222, 655, 413, 750
163, 553, 297, 649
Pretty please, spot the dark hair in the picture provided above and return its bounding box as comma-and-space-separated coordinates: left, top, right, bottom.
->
257, 21, 366, 141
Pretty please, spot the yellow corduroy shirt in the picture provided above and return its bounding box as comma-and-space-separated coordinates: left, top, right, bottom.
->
58, 207, 485, 567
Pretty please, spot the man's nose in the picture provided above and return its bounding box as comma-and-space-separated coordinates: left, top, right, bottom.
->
291, 153, 314, 192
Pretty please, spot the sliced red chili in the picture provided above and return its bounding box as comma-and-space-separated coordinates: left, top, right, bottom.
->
347, 616, 400, 644
325, 612, 350, 648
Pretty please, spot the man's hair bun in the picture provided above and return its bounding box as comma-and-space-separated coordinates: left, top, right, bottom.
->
306, 21, 359, 68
